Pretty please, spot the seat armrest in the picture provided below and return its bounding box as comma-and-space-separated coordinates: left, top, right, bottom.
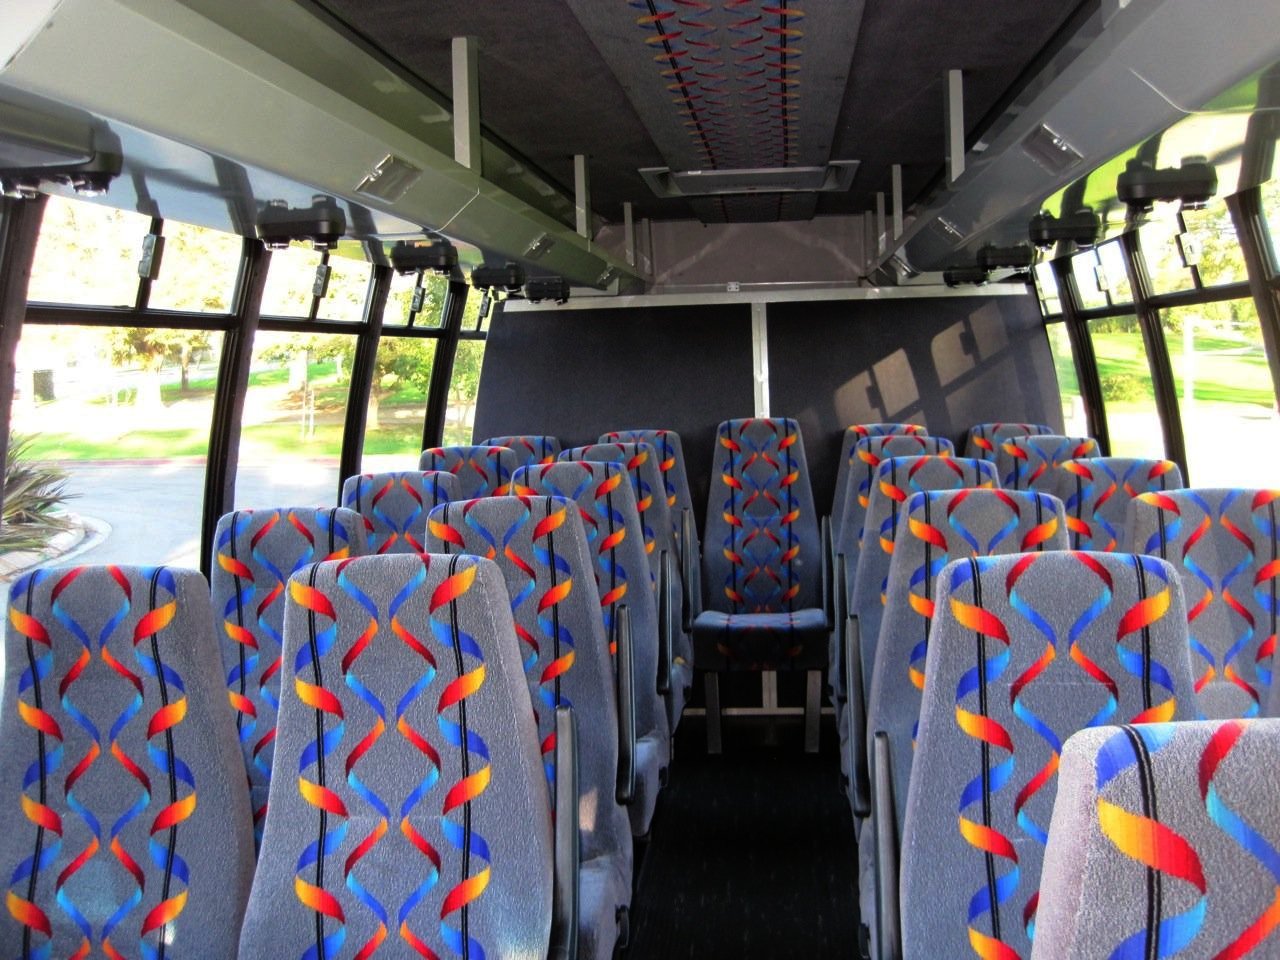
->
680, 508, 697, 632
550, 706, 579, 960
821, 515, 833, 627
847, 614, 870, 818
614, 605, 636, 805
872, 731, 902, 960
656, 551, 674, 708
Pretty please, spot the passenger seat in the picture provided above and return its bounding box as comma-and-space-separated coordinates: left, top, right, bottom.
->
1052, 456, 1183, 551
419, 443, 519, 497
341, 469, 458, 553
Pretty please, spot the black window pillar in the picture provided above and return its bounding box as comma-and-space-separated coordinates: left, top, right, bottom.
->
0, 195, 47, 520
1227, 187, 1280, 408
1050, 254, 1111, 454
338, 263, 390, 495
199, 239, 269, 576
1118, 228, 1188, 479
422, 276, 469, 448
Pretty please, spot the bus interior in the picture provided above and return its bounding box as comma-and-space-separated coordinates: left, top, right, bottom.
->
2, 0, 1280, 957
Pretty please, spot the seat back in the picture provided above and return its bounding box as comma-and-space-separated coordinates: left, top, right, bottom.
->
602, 428, 702, 617
867, 489, 1068, 827
835, 434, 955, 563
963, 421, 1055, 461
847, 455, 997, 691
998, 434, 1098, 490
239, 554, 553, 960
829, 423, 928, 535
902, 551, 1197, 959
341, 470, 458, 554
515, 461, 668, 746
425, 495, 630, 872
1054, 456, 1183, 551
479, 434, 562, 467
1, 565, 255, 957
419, 444, 519, 498
561, 442, 675, 577
1129, 488, 1280, 719
210, 507, 366, 835
702, 417, 821, 614
1035, 718, 1280, 959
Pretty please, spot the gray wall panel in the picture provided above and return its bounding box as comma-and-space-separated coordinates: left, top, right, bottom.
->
767, 294, 1061, 513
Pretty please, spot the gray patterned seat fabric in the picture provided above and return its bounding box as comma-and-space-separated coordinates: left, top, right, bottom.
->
829, 423, 928, 541
425, 495, 631, 960
962, 421, 1054, 461
1053, 456, 1184, 551
1033, 717, 1280, 959
692, 418, 827, 670
209, 507, 367, 840
863, 489, 1068, 825
600, 428, 702, 627
900, 551, 1197, 959
479, 434, 562, 468
997, 434, 1098, 491
514, 461, 669, 837
1, 565, 255, 957
829, 435, 955, 700
419, 443, 519, 498
562, 441, 691, 726
342, 470, 458, 554
1129, 488, 1280, 719
843, 455, 998, 704
239, 554, 554, 960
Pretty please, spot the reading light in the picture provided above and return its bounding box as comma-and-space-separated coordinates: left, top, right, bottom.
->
389, 237, 458, 275
1028, 208, 1100, 248
255, 195, 347, 251
1116, 157, 1217, 212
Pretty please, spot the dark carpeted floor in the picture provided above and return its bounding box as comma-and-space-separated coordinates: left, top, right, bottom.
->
627, 715, 859, 959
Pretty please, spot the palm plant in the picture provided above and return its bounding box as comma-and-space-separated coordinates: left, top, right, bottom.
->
1, 435, 75, 554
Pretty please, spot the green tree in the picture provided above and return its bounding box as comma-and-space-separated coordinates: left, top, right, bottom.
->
367, 337, 435, 430
106, 327, 212, 405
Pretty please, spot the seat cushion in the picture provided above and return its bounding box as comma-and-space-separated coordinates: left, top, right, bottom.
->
692, 607, 828, 670
580, 855, 631, 960
630, 734, 665, 837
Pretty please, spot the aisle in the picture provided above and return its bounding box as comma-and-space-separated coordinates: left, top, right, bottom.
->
627, 717, 857, 959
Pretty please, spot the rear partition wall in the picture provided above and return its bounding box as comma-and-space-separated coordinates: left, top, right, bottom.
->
769, 295, 1061, 511
473, 304, 755, 525
475, 293, 1059, 525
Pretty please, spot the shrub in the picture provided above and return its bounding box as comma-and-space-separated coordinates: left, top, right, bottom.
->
2, 435, 75, 554
1100, 373, 1147, 403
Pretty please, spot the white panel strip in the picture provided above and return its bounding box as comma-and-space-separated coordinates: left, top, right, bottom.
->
452, 37, 480, 171
574, 154, 591, 242
751, 301, 770, 418
946, 68, 966, 182
892, 163, 904, 239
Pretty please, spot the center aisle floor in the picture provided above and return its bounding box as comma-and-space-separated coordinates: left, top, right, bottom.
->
627, 717, 858, 958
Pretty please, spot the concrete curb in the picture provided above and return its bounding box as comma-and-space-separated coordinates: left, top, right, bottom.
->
0, 512, 110, 582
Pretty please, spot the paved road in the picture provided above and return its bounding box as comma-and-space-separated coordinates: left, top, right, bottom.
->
59, 460, 352, 570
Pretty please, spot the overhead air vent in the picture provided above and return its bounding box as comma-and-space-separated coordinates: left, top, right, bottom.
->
1021, 123, 1084, 176
638, 161, 859, 198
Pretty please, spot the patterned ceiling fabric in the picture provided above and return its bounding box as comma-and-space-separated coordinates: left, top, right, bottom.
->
963, 421, 1055, 462
842, 455, 998, 704
1053, 457, 1184, 552
900, 552, 1198, 960
690, 418, 827, 670
829, 423, 928, 536
419, 444, 519, 499
562, 441, 692, 725
342, 470, 458, 554
1129, 488, 1280, 720
238, 554, 553, 960
209, 507, 366, 841
1033, 718, 1280, 959
998, 435, 1098, 491
425, 495, 631, 960
514, 461, 669, 838
1, 565, 255, 957
479, 434, 563, 469
864, 489, 1068, 828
